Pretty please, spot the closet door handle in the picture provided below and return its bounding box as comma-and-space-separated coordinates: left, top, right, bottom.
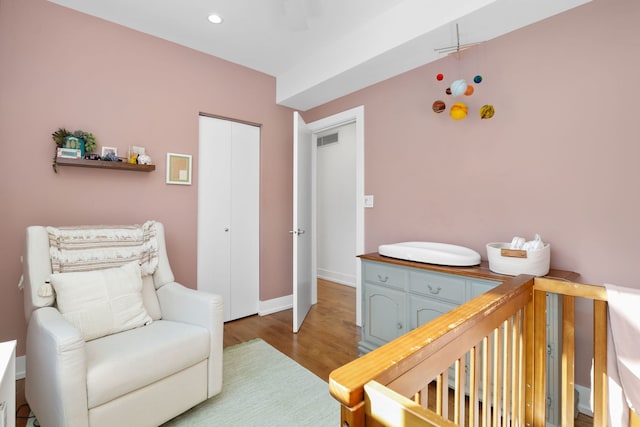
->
289, 229, 305, 235
377, 274, 389, 283
224, 227, 229, 232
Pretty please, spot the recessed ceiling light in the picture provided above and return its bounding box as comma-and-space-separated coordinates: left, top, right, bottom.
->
208, 14, 223, 24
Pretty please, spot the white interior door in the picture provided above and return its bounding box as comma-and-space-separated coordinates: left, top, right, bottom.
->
293, 112, 313, 333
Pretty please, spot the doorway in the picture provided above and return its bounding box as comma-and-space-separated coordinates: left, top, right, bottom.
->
307, 106, 365, 326
316, 123, 357, 288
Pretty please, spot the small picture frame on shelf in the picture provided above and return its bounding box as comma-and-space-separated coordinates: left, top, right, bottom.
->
101, 146, 118, 157
130, 146, 145, 155
57, 147, 81, 159
166, 153, 192, 185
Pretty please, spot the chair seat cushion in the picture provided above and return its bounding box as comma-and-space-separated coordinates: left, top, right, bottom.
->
85, 320, 209, 408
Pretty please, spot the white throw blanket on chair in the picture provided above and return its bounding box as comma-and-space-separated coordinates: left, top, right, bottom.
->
38, 220, 159, 297
604, 283, 640, 425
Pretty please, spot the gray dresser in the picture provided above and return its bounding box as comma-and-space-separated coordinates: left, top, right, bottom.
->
360, 257, 499, 354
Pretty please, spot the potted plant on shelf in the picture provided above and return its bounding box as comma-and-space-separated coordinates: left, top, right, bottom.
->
51, 128, 97, 172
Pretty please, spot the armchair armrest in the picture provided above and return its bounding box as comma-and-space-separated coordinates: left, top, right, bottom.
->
26, 307, 89, 427
156, 282, 224, 397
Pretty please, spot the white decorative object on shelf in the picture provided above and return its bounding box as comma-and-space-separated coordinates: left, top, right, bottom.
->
137, 154, 152, 165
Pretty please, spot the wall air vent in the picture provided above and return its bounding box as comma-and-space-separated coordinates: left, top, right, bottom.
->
316, 132, 339, 147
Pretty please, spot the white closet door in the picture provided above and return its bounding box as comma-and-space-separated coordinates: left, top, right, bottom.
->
229, 122, 260, 320
197, 115, 259, 322
198, 116, 232, 320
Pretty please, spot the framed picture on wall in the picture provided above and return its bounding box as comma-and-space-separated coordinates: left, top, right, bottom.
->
166, 153, 192, 185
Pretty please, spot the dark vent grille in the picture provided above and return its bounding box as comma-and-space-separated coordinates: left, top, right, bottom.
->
317, 132, 339, 147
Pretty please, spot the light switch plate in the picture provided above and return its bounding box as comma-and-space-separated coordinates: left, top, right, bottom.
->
364, 195, 374, 208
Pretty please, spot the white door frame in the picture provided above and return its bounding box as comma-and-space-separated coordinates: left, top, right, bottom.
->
307, 105, 364, 326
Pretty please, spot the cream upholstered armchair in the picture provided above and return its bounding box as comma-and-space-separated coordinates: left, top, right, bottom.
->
22, 221, 223, 427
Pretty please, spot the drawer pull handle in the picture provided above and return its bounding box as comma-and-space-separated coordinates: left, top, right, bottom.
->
377, 274, 389, 283
428, 285, 442, 294
397, 322, 403, 330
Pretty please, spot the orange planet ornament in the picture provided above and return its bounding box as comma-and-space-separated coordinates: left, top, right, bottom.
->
450, 103, 468, 120
464, 85, 474, 96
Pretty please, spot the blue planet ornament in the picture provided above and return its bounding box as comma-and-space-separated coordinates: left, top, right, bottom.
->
473, 75, 483, 84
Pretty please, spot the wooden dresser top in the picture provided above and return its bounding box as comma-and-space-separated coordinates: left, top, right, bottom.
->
359, 252, 579, 282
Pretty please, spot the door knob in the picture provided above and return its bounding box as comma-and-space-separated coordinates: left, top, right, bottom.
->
288, 229, 306, 235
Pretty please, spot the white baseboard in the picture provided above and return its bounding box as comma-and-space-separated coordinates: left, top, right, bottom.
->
258, 294, 292, 316
575, 384, 594, 417
16, 355, 25, 380
317, 269, 355, 287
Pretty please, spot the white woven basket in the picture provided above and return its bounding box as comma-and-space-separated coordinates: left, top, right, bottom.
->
486, 242, 551, 276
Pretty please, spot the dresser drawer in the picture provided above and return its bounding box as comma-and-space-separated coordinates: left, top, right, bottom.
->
469, 278, 501, 299
409, 295, 457, 330
409, 270, 466, 304
363, 261, 406, 290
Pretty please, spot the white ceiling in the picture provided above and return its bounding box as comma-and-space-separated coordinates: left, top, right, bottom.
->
49, 0, 591, 111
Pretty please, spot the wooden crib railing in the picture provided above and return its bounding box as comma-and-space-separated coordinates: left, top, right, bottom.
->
329, 275, 638, 426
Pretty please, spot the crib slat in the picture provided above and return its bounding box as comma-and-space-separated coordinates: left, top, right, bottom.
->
418, 384, 427, 407
436, 372, 444, 417
524, 291, 535, 426
516, 309, 525, 424
441, 371, 449, 421
502, 316, 513, 427
469, 345, 479, 427
482, 336, 491, 427
533, 289, 548, 425
492, 328, 502, 427
509, 314, 519, 426
593, 299, 608, 427
454, 357, 465, 424
562, 295, 576, 427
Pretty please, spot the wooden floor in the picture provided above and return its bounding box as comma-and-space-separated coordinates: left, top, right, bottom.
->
15, 279, 594, 426
223, 278, 361, 381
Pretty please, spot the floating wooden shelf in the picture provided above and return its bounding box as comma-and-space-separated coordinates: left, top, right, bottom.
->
55, 157, 155, 172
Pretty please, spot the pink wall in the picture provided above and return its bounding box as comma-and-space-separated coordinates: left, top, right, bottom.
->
2, 0, 638, 389
0, 0, 294, 355
304, 0, 640, 387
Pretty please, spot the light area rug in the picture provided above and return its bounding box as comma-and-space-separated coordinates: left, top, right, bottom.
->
162, 338, 339, 426
27, 339, 339, 427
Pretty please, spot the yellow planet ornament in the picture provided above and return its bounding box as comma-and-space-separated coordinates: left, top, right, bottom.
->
450, 103, 468, 120
480, 104, 495, 119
